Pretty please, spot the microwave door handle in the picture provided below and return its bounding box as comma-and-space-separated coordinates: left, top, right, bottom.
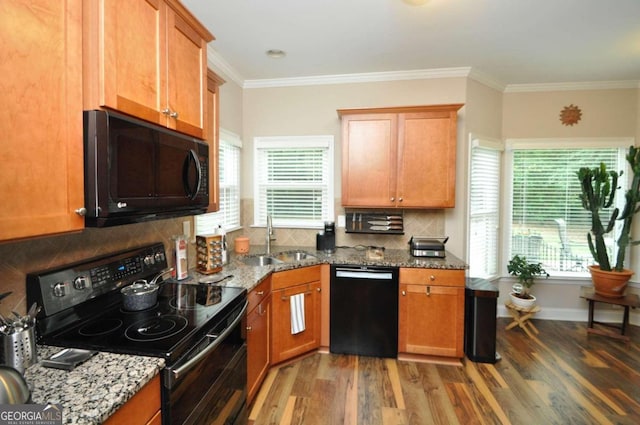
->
182, 149, 202, 200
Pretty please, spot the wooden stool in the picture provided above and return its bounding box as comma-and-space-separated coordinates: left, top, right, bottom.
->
580, 286, 640, 343
505, 302, 541, 337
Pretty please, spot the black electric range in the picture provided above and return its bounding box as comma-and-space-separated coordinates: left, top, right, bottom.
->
26, 242, 246, 364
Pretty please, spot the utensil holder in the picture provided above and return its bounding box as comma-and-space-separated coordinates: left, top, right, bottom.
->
1, 327, 37, 373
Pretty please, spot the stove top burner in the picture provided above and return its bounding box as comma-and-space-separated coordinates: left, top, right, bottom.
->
125, 314, 189, 342
78, 318, 123, 336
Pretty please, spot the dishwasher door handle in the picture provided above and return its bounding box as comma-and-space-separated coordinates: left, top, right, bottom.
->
334, 269, 394, 280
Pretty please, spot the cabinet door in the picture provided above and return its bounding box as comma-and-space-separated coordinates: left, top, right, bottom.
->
271, 281, 321, 364
87, 0, 166, 126
165, 7, 208, 138
397, 111, 458, 208
204, 70, 224, 212
398, 283, 464, 358
0, 0, 84, 241
247, 295, 270, 404
341, 114, 398, 207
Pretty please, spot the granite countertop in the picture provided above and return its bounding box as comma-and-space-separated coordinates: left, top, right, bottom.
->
23, 346, 164, 425
185, 245, 468, 292
22, 245, 466, 423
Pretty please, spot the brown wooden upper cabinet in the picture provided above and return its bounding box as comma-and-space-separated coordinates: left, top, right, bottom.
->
338, 104, 463, 208
1, 0, 85, 241
83, 0, 214, 139
205, 69, 225, 212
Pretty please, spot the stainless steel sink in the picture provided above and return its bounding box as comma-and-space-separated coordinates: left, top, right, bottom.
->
274, 250, 317, 263
240, 255, 283, 266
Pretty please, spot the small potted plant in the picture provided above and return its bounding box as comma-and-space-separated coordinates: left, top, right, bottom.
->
507, 255, 549, 308
577, 145, 640, 297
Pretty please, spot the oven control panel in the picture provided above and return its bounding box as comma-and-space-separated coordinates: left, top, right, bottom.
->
27, 242, 168, 317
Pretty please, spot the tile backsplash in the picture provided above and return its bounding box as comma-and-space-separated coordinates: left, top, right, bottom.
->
0, 199, 445, 316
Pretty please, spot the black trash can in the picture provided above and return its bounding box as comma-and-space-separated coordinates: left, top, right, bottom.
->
465, 277, 500, 363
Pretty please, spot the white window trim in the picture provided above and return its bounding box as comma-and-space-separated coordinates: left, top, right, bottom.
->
467, 134, 504, 280
253, 135, 335, 228
501, 137, 635, 281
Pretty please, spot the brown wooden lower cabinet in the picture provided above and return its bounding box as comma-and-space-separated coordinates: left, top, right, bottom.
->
398, 268, 465, 358
246, 278, 272, 404
104, 374, 161, 425
271, 266, 322, 365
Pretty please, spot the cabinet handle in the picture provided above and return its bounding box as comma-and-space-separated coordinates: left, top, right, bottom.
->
401, 290, 406, 296
426, 286, 431, 296
281, 290, 311, 300
246, 326, 252, 331
75, 207, 87, 216
256, 291, 264, 295
161, 108, 171, 116
170, 111, 179, 119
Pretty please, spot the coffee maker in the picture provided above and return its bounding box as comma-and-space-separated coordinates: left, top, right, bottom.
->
316, 221, 336, 253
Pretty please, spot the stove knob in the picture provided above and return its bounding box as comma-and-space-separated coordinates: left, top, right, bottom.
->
154, 252, 165, 262
73, 276, 89, 290
144, 255, 155, 265
53, 282, 66, 297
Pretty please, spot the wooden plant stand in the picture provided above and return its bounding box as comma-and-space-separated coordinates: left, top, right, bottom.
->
580, 286, 640, 342
505, 302, 541, 337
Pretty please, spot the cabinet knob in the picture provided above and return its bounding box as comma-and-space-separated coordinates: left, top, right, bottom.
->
426, 286, 431, 296
75, 207, 86, 216
390, 197, 395, 202
398, 197, 403, 202
256, 291, 264, 295
170, 111, 179, 119
317, 287, 321, 292
429, 275, 436, 281
246, 326, 252, 331
161, 108, 171, 116
401, 290, 406, 296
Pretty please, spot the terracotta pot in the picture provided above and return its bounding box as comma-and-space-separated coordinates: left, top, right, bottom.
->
588, 265, 633, 298
509, 292, 536, 309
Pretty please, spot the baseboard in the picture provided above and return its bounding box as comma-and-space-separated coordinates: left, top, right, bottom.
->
498, 305, 640, 326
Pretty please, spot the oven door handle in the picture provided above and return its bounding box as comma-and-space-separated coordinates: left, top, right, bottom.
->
166, 300, 248, 389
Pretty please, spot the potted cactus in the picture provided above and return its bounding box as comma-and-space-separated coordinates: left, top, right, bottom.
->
577, 145, 640, 297
507, 255, 548, 308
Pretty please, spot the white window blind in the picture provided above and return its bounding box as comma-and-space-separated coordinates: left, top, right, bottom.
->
195, 130, 242, 234
254, 136, 334, 228
469, 142, 501, 278
508, 143, 627, 275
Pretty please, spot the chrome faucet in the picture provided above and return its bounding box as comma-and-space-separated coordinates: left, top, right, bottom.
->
266, 215, 275, 254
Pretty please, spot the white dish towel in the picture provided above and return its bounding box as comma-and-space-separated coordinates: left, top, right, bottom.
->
290, 293, 306, 335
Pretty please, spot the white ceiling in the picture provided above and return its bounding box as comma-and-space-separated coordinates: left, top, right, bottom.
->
182, 0, 640, 89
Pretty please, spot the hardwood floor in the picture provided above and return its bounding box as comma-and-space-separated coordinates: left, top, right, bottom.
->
248, 318, 640, 425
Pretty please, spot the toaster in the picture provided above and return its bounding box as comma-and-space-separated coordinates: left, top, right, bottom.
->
409, 236, 449, 258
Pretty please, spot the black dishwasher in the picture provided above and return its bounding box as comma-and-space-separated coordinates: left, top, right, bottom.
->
330, 265, 399, 358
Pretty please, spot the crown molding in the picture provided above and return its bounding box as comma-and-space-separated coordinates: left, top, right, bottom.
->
206, 47, 244, 87
243, 67, 472, 89
504, 80, 640, 93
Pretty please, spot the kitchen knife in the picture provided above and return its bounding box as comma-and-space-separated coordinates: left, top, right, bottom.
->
368, 220, 402, 226
370, 225, 403, 231
367, 215, 403, 220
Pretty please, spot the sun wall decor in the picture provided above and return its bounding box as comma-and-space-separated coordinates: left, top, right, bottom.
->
559, 104, 582, 126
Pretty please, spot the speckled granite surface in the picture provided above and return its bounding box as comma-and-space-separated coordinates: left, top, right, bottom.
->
22, 245, 465, 423
23, 346, 164, 425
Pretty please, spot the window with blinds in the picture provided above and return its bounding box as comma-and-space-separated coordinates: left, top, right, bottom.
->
254, 136, 334, 228
195, 130, 241, 234
469, 144, 501, 278
508, 145, 627, 275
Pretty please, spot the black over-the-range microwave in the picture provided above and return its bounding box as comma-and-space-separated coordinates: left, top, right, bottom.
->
83, 110, 209, 227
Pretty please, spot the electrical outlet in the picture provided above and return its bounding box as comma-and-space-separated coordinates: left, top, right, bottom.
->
182, 221, 191, 240
337, 215, 346, 228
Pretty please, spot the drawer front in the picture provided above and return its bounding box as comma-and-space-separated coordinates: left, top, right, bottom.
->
272, 265, 321, 291
248, 276, 271, 313
399, 268, 465, 286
